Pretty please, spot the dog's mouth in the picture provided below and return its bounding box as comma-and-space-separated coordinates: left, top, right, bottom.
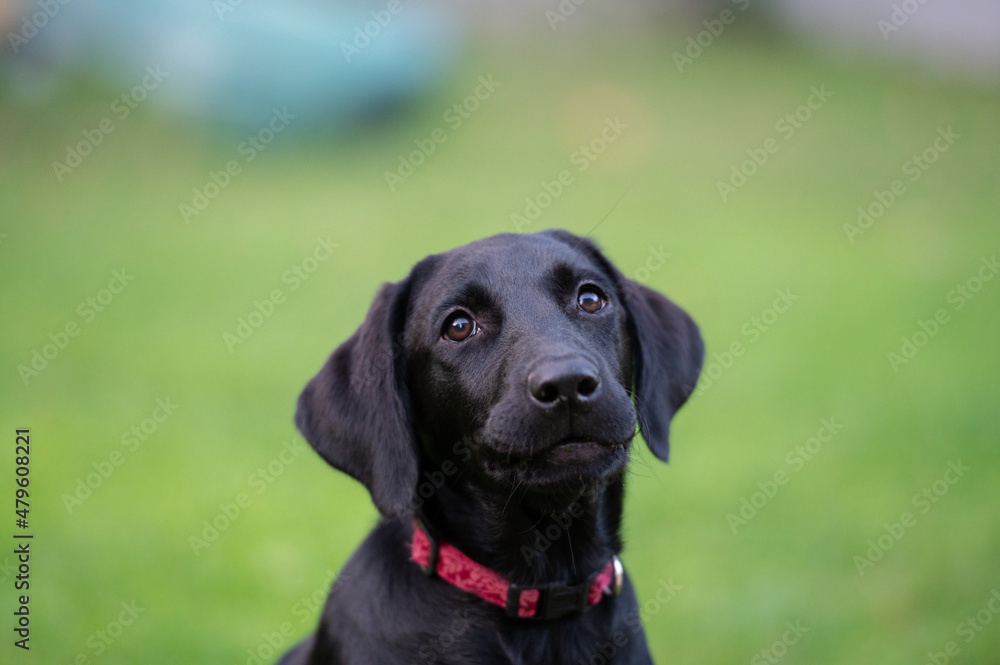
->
480, 436, 630, 487
543, 438, 623, 465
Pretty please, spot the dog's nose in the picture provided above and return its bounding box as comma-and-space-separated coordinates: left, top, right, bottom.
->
528, 358, 601, 407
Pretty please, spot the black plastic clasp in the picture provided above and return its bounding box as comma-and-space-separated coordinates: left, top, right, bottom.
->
415, 517, 439, 577
507, 580, 591, 621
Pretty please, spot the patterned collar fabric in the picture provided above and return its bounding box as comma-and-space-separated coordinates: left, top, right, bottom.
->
410, 519, 620, 620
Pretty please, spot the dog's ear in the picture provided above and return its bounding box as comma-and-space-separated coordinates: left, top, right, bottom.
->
295, 280, 418, 517
540, 229, 703, 461
619, 278, 704, 461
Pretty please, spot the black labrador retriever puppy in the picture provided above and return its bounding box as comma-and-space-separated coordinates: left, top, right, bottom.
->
278, 229, 703, 664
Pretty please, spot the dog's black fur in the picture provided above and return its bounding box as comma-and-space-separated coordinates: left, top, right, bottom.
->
278, 230, 703, 664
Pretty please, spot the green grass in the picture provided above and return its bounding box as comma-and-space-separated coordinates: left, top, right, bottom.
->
2, 29, 999, 665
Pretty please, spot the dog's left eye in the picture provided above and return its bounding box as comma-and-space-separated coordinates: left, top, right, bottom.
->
577, 286, 607, 314
443, 312, 479, 342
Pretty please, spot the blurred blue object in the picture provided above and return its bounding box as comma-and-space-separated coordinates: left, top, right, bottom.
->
3, 0, 460, 130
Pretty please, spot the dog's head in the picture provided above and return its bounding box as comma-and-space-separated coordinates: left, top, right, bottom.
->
295, 230, 703, 516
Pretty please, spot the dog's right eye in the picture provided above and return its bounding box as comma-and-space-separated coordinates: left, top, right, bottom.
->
577, 286, 607, 314
443, 312, 478, 342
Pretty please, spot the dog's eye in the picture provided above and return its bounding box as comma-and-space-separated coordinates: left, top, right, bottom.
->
577, 287, 606, 314
443, 312, 478, 342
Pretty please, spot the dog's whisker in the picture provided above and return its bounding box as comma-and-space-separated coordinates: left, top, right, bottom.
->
626, 447, 669, 493
520, 514, 546, 535
501, 479, 522, 516
567, 532, 576, 576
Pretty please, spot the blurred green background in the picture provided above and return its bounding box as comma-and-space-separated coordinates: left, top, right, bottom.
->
2, 3, 999, 664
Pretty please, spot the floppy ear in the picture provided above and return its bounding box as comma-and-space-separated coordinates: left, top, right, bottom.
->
620, 278, 704, 461
294, 280, 418, 517
539, 229, 703, 461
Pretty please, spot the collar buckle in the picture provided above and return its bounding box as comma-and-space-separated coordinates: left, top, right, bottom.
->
609, 554, 624, 596
506, 579, 591, 621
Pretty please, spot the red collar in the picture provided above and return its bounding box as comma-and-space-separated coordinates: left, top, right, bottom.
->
410, 519, 623, 621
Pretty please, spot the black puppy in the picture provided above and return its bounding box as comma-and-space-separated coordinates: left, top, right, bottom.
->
278, 229, 702, 664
